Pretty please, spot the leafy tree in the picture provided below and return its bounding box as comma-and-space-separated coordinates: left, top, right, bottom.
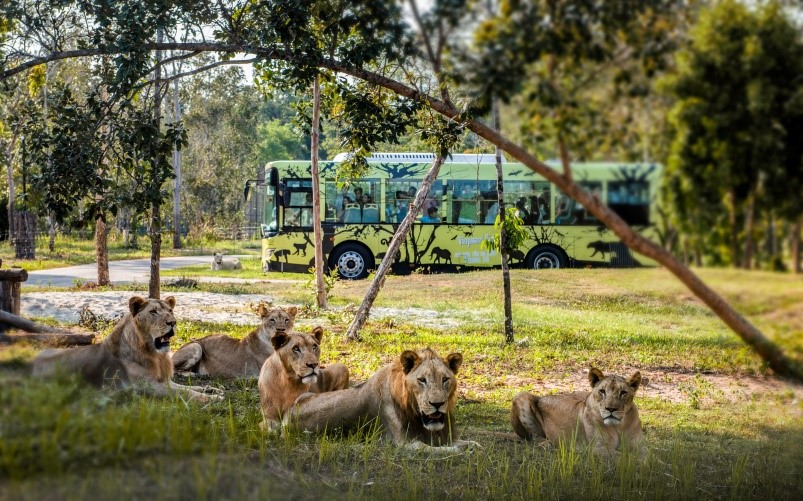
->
255, 119, 309, 163
662, 0, 803, 270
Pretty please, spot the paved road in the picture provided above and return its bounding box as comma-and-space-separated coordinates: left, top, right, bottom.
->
25, 256, 217, 287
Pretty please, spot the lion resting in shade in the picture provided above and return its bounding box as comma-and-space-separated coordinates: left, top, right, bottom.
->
282, 347, 478, 452
510, 367, 646, 458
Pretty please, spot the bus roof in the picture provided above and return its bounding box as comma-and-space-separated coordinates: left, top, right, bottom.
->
266, 156, 662, 183
331, 152, 504, 163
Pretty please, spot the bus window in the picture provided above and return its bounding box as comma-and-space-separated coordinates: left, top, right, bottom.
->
284, 179, 313, 228
325, 180, 380, 223
608, 180, 650, 225
386, 180, 442, 223
503, 181, 550, 224
263, 184, 278, 237
447, 180, 479, 224
574, 182, 602, 225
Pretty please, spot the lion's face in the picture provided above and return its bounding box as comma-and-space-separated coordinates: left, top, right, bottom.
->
213, 253, 223, 264
129, 296, 177, 353
588, 368, 642, 426
258, 304, 297, 338
400, 349, 462, 432
271, 327, 324, 385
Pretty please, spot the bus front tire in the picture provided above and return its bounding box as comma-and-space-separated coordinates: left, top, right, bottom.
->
526, 245, 567, 270
331, 244, 374, 280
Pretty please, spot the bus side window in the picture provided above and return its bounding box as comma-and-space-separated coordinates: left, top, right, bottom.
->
448, 180, 479, 224
608, 180, 649, 225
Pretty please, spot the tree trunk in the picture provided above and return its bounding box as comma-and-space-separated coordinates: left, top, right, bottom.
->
172, 76, 182, 250
345, 155, 445, 341
149, 29, 164, 299
742, 190, 755, 270
47, 212, 56, 252
728, 188, 740, 268
311, 74, 327, 309
4, 135, 15, 240
493, 102, 514, 344
13, 211, 35, 259
96, 214, 110, 286
337, 63, 801, 378
792, 218, 801, 274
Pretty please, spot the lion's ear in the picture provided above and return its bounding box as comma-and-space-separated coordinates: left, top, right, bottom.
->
164, 296, 176, 309
311, 326, 324, 343
286, 306, 298, 319
271, 332, 290, 351
628, 372, 643, 392
129, 296, 147, 316
400, 350, 420, 374
446, 353, 463, 374
257, 304, 270, 318
588, 367, 604, 388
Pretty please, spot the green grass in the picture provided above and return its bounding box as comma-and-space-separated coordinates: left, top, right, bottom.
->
2, 267, 802, 499
160, 255, 308, 281
1, 233, 260, 271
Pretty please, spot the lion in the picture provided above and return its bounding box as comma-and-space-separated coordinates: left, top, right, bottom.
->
171, 305, 297, 378
31, 296, 221, 402
282, 348, 478, 452
510, 367, 647, 458
211, 253, 242, 270
258, 327, 349, 430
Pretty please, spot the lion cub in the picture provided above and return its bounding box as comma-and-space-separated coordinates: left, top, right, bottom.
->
258, 327, 349, 430
211, 253, 242, 270
510, 367, 646, 458
172, 305, 297, 378
32, 296, 221, 402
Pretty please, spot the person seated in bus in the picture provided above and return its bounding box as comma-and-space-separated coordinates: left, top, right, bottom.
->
515, 198, 531, 223
353, 186, 364, 205
334, 186, 354, 221
536, 200, 549, 224
420, 206, 440, 223
555, 196, 576, 224
300, 193, 313, 226
484, 202, 499, 224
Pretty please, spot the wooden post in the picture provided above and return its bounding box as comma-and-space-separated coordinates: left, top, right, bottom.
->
0, 268, 28, 315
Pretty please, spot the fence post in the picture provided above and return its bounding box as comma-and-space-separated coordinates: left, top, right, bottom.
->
0, 268, 28, 316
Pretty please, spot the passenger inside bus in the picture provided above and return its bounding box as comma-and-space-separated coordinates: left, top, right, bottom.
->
334, 186, 354, 221
515, 198, 531, 223
420, 206, 440, 223
555, 195, 576, 224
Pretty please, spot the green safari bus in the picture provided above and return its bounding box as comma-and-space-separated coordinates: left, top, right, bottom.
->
248, 152, 662, 279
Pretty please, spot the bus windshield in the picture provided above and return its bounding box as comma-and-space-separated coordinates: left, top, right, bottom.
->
262, 184, 278, 237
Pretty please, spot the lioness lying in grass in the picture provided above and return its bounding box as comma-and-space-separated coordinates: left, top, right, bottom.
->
282, 348, 478, 452
172, 305, 296, 378
258, 327, 349, 430
32, 296, 222, 403
511, 367, 647, 458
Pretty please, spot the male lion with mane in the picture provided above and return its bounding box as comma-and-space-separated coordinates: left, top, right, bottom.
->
510, 367, 646, 458
282, 347, 477, 452
172, 305, 296, 378
32, 296, 221, 402
258, 327, 349, 430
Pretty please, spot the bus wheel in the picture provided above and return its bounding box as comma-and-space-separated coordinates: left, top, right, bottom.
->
331, 244, 374, 280
526, 245, 567, 270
